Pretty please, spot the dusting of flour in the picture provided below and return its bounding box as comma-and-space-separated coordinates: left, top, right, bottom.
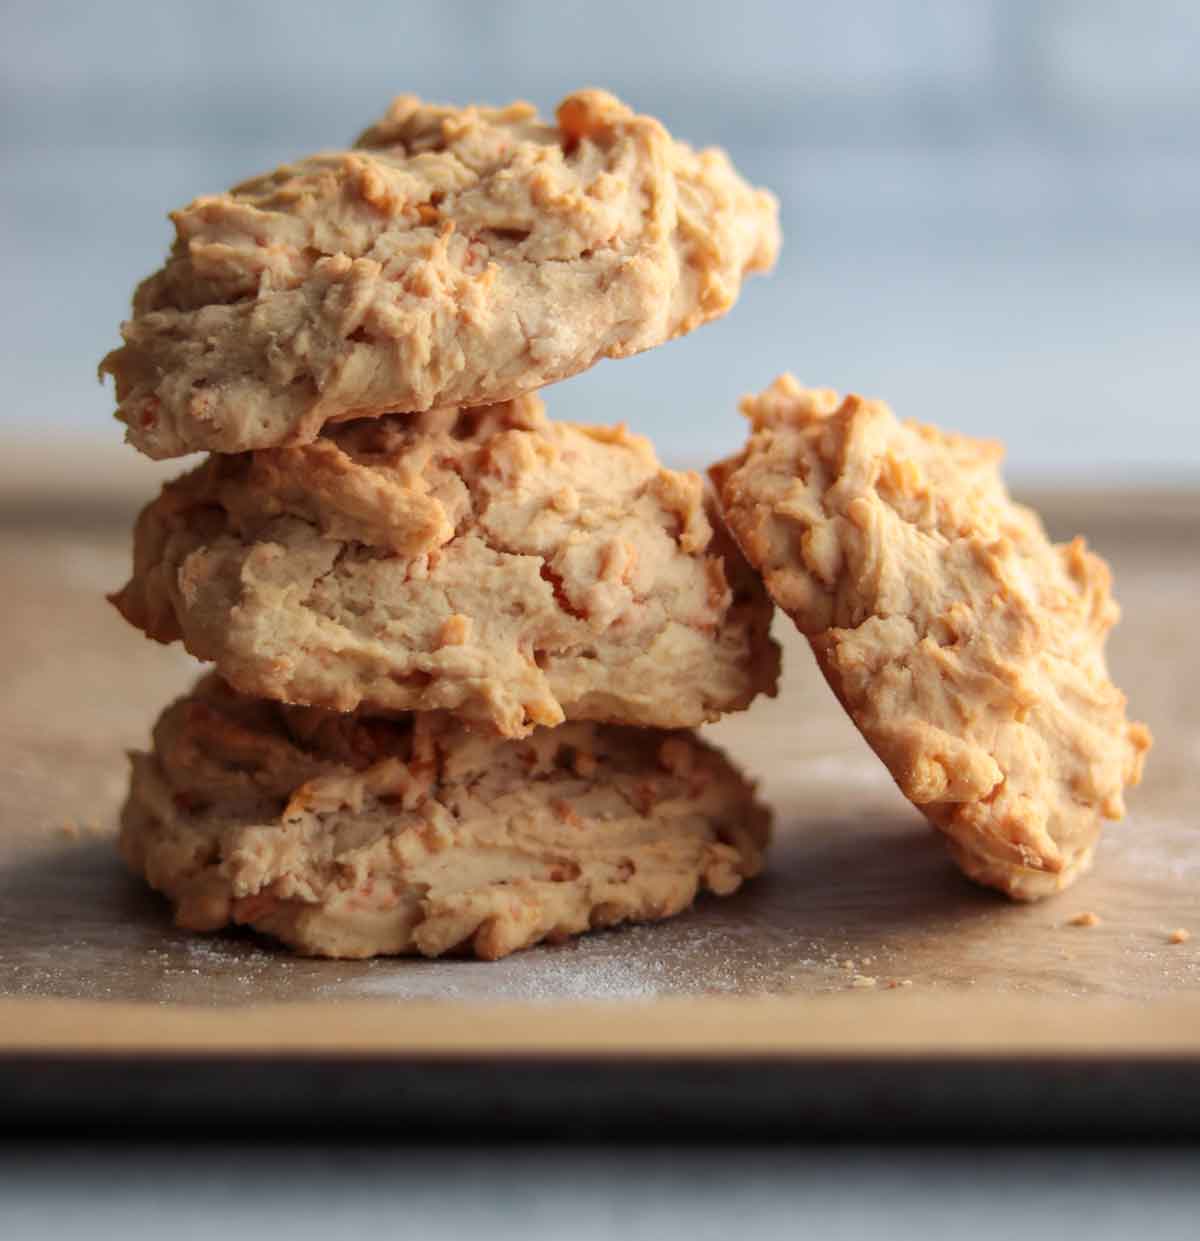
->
323, 922, 813, 1004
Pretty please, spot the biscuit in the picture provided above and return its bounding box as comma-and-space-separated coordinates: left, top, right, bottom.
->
121, 675, 771, 959
711, 375, 1151, 900
112, 394, 780, 736
100, 89, 780, 459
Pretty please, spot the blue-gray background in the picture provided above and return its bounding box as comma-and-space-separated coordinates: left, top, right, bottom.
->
4, 0, 1198, 481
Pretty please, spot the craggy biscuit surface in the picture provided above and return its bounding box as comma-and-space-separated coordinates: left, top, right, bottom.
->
121, 675, 771, 960
711, 375, 1151, 900
113, 394, 780, 736
101, 89, 780, 458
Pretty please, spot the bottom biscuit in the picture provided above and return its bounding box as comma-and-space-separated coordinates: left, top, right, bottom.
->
121, 675, 771, 960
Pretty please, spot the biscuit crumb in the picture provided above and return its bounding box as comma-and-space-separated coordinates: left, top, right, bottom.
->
1067, 911, 1101, 928
550, 798, 581, 828
850, 974, 877, 989
840, 958, 855, 971
1168, 928, 1191, 945
436, 614, 471, 648
550, 485, 579, 514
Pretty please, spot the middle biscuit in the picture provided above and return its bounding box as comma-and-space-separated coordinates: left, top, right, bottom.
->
113, 393, 780, 736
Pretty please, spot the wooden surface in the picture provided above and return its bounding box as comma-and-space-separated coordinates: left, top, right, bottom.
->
1, 482, 1198, 1057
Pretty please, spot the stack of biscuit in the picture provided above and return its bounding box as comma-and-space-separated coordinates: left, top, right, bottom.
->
102, 90, 784, 959
105, 87, 1153, 959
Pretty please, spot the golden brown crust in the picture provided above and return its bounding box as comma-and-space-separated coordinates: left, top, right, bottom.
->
101, 89, 780, 459
121, 675, 772, 960
112, 394, 779, 736
711, 375, 1151, 900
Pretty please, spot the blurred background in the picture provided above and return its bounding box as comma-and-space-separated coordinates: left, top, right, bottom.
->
2, 0, 1198, 483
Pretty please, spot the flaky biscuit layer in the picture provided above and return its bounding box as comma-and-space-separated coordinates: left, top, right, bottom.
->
114, 394, 779, 736
121, 675, 771, 959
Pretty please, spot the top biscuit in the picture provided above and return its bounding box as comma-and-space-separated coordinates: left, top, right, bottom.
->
100, 89, 780, 459
711, 375, 1151, 900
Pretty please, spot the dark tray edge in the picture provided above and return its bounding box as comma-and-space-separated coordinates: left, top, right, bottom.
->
5, 1052, 1198, 1139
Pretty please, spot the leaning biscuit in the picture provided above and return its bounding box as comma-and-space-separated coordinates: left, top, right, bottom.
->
711, 374, 1151, 900
101, 88, 780, 459
121, 675, 771, 960
113, 393, 779, 737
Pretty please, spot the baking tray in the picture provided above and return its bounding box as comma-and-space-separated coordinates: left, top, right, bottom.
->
2, 484, 1197, 1136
